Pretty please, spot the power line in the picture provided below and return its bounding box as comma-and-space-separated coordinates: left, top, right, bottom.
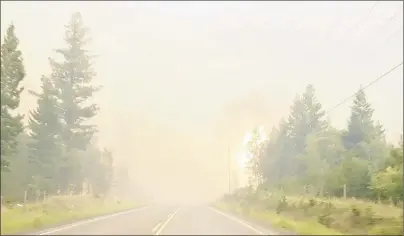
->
311, 61, 403, 126
386, 28, 402, 43
378, 3, 403, 34
368, 1, 380, 12
345, 1, 380, 38
387, 6, 400, 22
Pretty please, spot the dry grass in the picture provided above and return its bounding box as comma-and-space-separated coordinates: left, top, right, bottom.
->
1, 195, 140, 234
215, 191, 403, 235
214, 201, 342, 235
274, 194, 402, 219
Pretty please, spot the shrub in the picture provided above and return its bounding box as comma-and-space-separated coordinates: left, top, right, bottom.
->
276, 196, 288, 214
32, 217, 42, 229
309, 198, 317, 207
317, 202, 335, 227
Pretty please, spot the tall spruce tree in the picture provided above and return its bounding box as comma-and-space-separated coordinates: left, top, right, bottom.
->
48, 12, 100, 193
50, 12, 99, 151
1, 24, 26, 169
27, 76, 62, 194
287, 84, 327, 175
344, 87, 375, 149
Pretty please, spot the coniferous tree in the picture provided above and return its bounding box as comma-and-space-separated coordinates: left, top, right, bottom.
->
287, 84, 327, 175
48, 12, 100, 193
50, 12, 100, 151
344, 88, 375, 149
1, 24, 26, 170
27, 76, 62, 194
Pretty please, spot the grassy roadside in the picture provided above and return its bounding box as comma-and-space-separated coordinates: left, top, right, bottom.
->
214, 200, 342, 235
1, 195, 142, 235
213, 192, 403, 235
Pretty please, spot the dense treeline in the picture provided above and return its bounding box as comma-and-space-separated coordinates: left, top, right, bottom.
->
1, 13, 130, 202
247, 84, 403, 204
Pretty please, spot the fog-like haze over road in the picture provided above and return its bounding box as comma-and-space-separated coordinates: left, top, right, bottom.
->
35, 205, 277, 235
1, 0, 402, 214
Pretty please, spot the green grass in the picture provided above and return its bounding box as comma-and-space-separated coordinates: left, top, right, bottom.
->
271, 194, 402, 219
214, 193, 403, 235
214, 201, 343, 235
1, 195, 141, 234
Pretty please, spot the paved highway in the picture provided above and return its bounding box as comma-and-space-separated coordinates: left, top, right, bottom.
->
32, 205, 279, 235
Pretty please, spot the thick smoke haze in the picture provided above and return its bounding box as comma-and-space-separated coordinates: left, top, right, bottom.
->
1, 1, 402, 203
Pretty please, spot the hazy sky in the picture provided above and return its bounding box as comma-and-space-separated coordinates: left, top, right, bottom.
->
1, 1, 403, 199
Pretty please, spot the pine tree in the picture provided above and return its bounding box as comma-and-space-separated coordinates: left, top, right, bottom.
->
261, 119, 294, 184
287, 84, 327, 175
288, 85, 327, 151
27, 76, 62, 194
259, 126, 279, 182
1, 24, 26, 169
0, 132, 32, 202
48, 12, 100, 193
343, 87, 375, 149
50, 12, 100, 151
246, 127, 266, 184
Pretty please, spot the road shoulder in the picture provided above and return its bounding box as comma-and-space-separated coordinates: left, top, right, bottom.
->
210, 205, 296, 235
24, 206, 148, 235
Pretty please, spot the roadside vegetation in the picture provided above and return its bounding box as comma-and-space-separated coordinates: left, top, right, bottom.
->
216, 188, 402, 235
1, 195, 139, 234
216, 84, 403, 235
1, 12, 138, 234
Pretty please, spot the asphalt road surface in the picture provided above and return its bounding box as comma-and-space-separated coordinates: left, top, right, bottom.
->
32, 205, 280, 235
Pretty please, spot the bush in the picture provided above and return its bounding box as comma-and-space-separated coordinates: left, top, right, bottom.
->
276, 196, 288, 214
309, 198, 317, 207
32, 217, 42, 229
363, 206, 376, 225
317, 202, 334, 227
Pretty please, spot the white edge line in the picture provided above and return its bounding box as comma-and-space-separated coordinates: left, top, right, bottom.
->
152, 212, 173, 234
152, 222, 162, 233
154, 208, 181, 235
38, 206, 148, 235
209, 207, 267, 235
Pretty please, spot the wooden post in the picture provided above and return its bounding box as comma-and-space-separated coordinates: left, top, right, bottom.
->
320, 166, 325, 197
228, 147, 231, 194
343, 184, 347, 199
36, 190, 40, 203
320, 186, 324, 198
24, 190, 27, 203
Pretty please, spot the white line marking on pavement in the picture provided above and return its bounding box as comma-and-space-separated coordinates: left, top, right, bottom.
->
38, 206, 148, 235
209, 207, 271, 235
154, 208, 181, 235
152, 222, 162, 234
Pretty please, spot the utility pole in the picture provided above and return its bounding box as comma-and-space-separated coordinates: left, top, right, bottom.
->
228, 147, 231, 194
